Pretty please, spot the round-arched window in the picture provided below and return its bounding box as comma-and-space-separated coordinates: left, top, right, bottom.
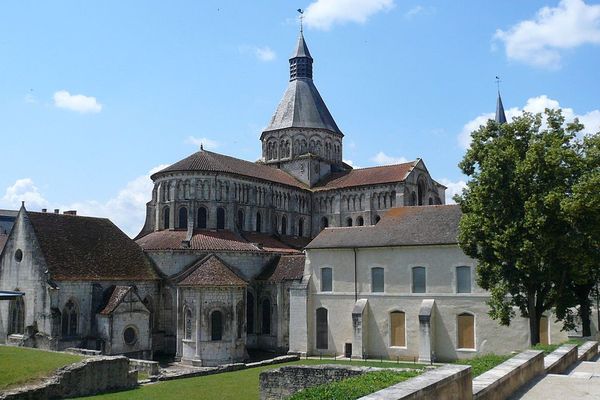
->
14, 249, 23, 262
123, 326, 137, 345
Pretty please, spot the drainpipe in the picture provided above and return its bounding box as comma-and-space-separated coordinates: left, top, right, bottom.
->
353, 247, 358, 303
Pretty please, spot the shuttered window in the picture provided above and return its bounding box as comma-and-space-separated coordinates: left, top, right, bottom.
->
390, 311, 406, 347
457, 313, 475, 349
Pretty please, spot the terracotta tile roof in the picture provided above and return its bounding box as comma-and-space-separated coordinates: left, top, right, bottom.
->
278, 235, 312, 250
241, 232, 302, 254
306, 205, 462, 249
152, 150, 307, 189
99, 285, 133, 315
175, 255, 247, 287
26, 212, 159, 281
257, 254, 305, 282
313, 161, 416, 191
0, 234, 7, 255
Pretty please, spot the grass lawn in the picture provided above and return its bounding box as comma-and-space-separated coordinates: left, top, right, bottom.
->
288, 370, 421, 400
532, 338, 585, 355
76, 359, 425, 400
0, 345, 83, 391
452, 354, 512, 377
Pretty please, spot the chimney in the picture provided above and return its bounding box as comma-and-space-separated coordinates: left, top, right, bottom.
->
54, 209, 59, 214
63, 210, 77, 216
41, 208, 47, 213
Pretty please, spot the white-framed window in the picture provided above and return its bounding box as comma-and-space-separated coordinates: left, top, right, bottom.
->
456, 266, 472, 293
371, 267, 384, 293
321, 267, 332, 292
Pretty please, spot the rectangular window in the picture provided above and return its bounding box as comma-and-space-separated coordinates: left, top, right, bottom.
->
390, 311, 406, 347
412, 267, 426, 293
457, 313, 475, 349
321, 267, 332, 292
456, 266, 472, 293
539, 316, 549, 345
371, 267, 384, 293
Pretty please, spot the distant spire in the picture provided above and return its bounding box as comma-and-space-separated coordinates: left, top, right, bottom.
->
495, 76, 507, 124
289, 11, 313, 81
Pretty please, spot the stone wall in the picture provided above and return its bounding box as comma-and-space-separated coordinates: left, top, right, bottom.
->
577, 340, 598, 361
359, 364, 472, 400
0, 356, 137, 400
259, 364, 385, 400
544, 344, 578, 374
472, 350, 544, 400
129, 358, 160, 376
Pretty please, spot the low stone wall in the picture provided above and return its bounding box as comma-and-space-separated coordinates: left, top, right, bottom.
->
129, 358, 160, 376
577, 341, 598, 361
544, 344, 578, 374
472, 350, 544, 400
259, 364, 395, 400
0, 356, 137, 400
66, 347, 102, 356
359, 364, 472, 400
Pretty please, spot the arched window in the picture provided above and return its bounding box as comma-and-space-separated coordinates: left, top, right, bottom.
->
390, 311, 406, 347
237, 209, 244, 230
412, 267, 426, 293
143, 296, 155, 331
211, 310, 223, 341
281, 216, 287, 235
178, 207, 188, 229
316, 307, 328, 350
457, 313, 475, 349
356, 216, 364, 226
262, 299, 271, 334
61, 300, 78, 337
298, 218, 304, 237
246, 292, 255, 334
217, 207, 225, 229
346, 217, 353, 227
256, 212, 262, 232
539, 316, 549, 345
8, 296, 25, 335
184, 308, 193, 340
456, 266, 472, 293
321, 217, 329, 229
198, 207, 207, 229
163, 207, 170, 229
428, 198, 434, 205
418, 180, 426, 206
371, 267, 384, 293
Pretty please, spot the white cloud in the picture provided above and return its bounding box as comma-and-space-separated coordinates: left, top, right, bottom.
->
439, 178, 467, 204
494, 0, 600, 68
304, 0, 394, 30
458, 95, 600, 149
186, 136, 219, 150
239, 45, 276, 62
343, 159, 362, 168
404, 5, 435, 19
0, 178, 47, 209
371, 151, 408, 165
53, 90, 102, 113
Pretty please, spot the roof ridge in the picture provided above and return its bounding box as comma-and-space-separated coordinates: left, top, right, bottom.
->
351, 161, 417, 171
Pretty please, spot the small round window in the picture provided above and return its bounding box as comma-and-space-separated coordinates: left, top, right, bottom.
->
123, 327, 137, 345
14, 249, 23, 262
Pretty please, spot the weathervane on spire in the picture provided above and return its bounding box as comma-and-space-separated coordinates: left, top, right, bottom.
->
297, 9, 304, 33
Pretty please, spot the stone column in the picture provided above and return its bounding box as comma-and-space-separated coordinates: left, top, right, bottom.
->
195, 291, 201, 361
351, 299, 368, 359
418, 299, 436, 363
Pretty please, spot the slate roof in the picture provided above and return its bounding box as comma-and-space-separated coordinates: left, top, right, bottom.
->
256, 254, 305, 282
292, 32, 312, 59
264, 78, 342, 134
152, 150, 306, 189
176, 255, 247, 287
99, 286, 133, 315
26, 211, 159, 281
306, 205, 462, 249
313, 161, 416, 191
496, 92, 507, 124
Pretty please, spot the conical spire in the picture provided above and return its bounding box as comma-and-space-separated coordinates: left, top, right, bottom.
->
495, 91, 507, 124
289, 32, 313, 81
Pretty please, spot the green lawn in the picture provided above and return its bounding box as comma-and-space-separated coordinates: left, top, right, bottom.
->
0, 345, 83, 391
452, 354, 512, 377
76, 359, 425, 400
532, 338, 585, 355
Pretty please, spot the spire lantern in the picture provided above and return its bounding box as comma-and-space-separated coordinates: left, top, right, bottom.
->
289, 32, 313, 81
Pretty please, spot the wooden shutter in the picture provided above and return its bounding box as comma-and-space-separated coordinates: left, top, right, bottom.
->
539, 316, 549, 345
390, 312, 406, 347
458, 314, 475, 349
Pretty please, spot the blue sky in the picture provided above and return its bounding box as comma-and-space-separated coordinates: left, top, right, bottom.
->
1, 0, 599, 236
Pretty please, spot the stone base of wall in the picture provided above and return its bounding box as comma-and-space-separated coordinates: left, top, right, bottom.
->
544, 344, 578, 374
0, 356, 137, 400
578, 341, 598, 361
129, 358, 160, 376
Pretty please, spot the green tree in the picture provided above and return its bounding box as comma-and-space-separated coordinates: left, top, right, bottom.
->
457, 109, 583, 345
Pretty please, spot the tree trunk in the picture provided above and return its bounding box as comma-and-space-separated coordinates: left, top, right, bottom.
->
528, 294, 540, 346
576, 283, 594, 337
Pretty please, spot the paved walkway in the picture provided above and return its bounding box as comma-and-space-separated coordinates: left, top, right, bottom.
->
511, 356, 600, 399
